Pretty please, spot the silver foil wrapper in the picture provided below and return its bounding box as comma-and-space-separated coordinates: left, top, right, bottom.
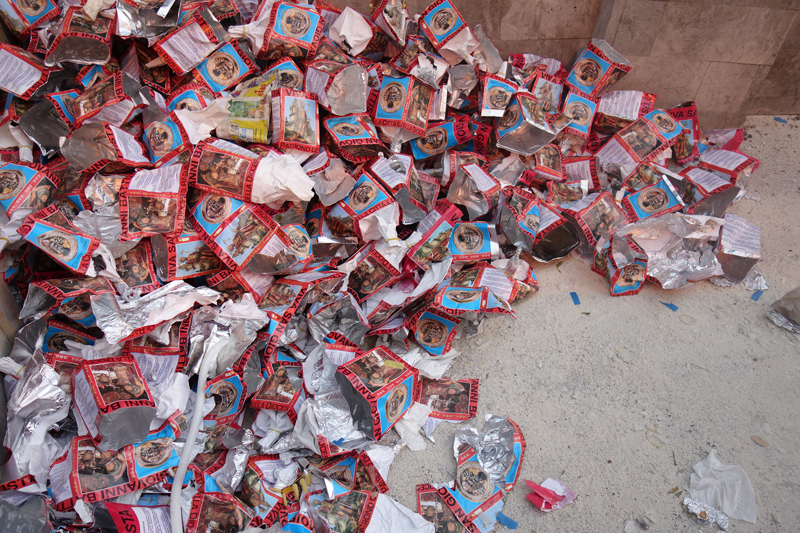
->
61, 122, 119, 172
5, 350, 70, 484
18, 101, 70, 158
18, 285, 55, 322
184, 300, 266, 379
306, 155, 357, 207
0, 496, 47, 533
446, 65, 478, 109
447, 166, 492, 220
294, 391, 370, 454
710, 269, 769, 291
453, 414, 516, 489
8, 318, 47, 366
215, 429, 255, 494
683, 497, 729, 530
308, 293, 369, 346
84, 173, 125, 210
767, 309, 800, 334
616, 215, 721, 290
90, 280, 220, 345
469, 25, 502, 74
328, 64, 369, 116
73, 205, 139, 259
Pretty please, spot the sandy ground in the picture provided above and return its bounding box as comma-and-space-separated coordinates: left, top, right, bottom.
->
388, 114, 800, 533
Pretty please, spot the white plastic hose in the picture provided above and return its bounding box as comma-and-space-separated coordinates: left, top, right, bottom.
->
169, 338, 219, 533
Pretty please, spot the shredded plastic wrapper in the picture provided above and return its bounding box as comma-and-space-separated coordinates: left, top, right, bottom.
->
0, 0, 767, 529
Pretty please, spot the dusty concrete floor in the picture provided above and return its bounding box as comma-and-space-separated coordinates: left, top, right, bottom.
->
388, 114, 800, 533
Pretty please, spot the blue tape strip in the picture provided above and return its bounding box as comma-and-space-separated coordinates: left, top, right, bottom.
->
775, 117, 788, 123
496, 512, 518, 529
661, 301, 679, 311
751, 290, 764, 301
570, 292, 580, 305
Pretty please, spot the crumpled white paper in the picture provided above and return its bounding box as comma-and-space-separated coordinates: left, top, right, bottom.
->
251, 154, 316, 205
393, 402, 432, 451
689, 449, 757, 523
365, 493, 435, 533
329, 7, 373, 56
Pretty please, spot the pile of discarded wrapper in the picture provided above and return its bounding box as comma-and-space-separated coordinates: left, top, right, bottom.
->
0, 0, 778, 530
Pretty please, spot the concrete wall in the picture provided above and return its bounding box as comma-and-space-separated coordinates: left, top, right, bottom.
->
593, 0, 800, 128
346, 0, 799, 128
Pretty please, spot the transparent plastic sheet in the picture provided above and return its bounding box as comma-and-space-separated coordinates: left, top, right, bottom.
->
689, 449, 756, 523
327, 64, 369, 116
90, 280, 221, 345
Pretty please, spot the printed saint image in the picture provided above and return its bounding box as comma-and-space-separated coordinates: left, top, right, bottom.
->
419, 491, 465, 533
90, 361, 150, 404
37, 230, 78, 262
255, 365, 296, 404
345, 352, 405, 392
406, 83, 431, 128
456, 461, 494, 502
420, 377, 471, 417
146, 122, 174, 157
196, 150, 250, 196
620, 120, 661, 160
452, 223, 484, 255
283, 97, 316, 145
348, 256, 393, 301
206, 51, 240, 86
177, 243, 221, 276
219, 210, 268, 263
77, 444, 129, 494
582, 197, 625, 241
127, 196, 177, 234
116, 243, 154, 288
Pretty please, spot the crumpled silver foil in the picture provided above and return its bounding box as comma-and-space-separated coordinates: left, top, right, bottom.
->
215, 429, 255, 494
8, 318, 47, 366
294, 391, 370, 455
446, 64, 478, 109
18, 285, 55, 321
617, 215, 721, 290
5, 350, 70, 484
766, 309, 800, 334
683, 497, 729, 530
90, 280, 220, 345
73, 205, 139, 259
308, 293, 369, 346
328, 64, 368, 116
84, 173, 125, 210
710, 269, 769, 291
453, 414, 516, 489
